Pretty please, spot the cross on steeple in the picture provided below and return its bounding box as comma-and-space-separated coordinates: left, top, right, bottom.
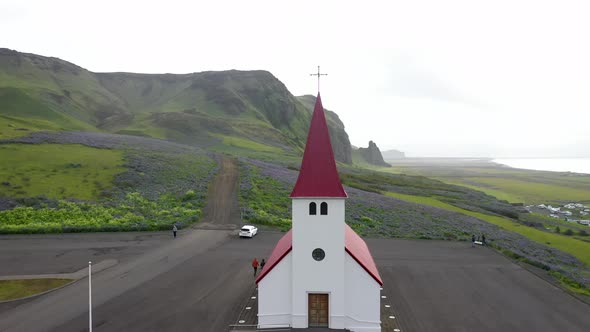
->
310, 66, 327, 93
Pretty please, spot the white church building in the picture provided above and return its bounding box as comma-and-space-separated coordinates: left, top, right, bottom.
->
256, 94, 382, 331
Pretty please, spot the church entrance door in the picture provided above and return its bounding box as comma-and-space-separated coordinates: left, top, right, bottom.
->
308, 293, 329, 327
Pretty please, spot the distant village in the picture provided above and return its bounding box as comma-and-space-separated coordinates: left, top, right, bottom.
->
526, 203, 590, 226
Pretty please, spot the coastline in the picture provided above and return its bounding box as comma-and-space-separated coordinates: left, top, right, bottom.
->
387, 157, 590, 175
492, 158, 590, 175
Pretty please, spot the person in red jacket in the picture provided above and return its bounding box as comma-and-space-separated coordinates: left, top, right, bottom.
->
252, 258, 259, 276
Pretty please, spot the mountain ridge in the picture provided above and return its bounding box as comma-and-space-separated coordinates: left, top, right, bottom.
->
0, 48, 352, 163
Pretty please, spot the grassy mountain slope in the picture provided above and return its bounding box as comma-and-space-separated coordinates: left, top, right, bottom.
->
0, 48, 352, 162
0, 49, 126, 130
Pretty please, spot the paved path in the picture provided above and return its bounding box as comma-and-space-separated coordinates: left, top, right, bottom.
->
0, 232, 169, 276
53, 237, 590, 332
372, 239, 590, 332
0, 229, 232, 331
3, 234, 590, 332
55, 232, 274, 332
0, 259, 117, 281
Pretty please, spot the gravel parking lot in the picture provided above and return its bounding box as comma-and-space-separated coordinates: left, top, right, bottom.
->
1, 233, 589, 331
373, 239, 590, 332
0, 232, 169, 276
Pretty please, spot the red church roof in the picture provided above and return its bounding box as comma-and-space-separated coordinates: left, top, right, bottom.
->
344, 224, 383, 285
290, 94, 347, 198
255, 226, 383, 285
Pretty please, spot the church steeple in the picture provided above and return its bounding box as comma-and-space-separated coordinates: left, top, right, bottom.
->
290, 94, 347, 198
257, 76, 382, 332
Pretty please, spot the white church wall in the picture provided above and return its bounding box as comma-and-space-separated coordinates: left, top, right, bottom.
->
344, 253, 382, 332
292, 198, 346, 329
258, 253, 292, 329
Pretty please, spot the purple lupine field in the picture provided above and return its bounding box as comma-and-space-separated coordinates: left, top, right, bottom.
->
239, 157, 590, 288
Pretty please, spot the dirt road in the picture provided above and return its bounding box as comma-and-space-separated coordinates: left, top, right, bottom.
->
202, 157, 240, 225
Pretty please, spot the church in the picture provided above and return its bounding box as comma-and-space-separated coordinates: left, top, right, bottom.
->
256, 94, 382, 331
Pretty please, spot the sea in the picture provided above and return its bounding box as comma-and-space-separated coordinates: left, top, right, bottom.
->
492, 158, 590, 174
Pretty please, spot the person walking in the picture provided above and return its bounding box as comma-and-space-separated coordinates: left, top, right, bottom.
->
482, 234, 486, 246
471, 234, 476, 247
252, 258, 259, 276
173, 224, 178, 238
260, 258, 266, 271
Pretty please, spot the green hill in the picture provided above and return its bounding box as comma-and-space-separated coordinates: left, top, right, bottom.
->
0, 48, 352, 162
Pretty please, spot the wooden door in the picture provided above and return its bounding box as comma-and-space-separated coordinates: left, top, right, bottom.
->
308, 293, 329, 327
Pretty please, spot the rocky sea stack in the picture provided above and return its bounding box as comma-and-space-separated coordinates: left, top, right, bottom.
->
358, 140, 390, 167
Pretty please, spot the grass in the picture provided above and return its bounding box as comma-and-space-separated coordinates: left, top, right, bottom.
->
212, 134, 283, 153
0, 143, 125, 200
0, 279, 72, 301
210, 136, 302, 163
238, 162, 292, 230
439, 178, 524, 203
0, 88, 68, 121
0, 88, 95, 133
0, 115, 64, 139
459, 177, 590, 204
0, 192, 202, 234
0, 142, 216, 234
340, 169, 521, 219
550, 271, 590, 297
385, 191, 590, 267
115, 113, 169, 140
374, 160, 590, 204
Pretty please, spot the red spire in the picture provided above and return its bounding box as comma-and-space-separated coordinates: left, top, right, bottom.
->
290, 94, 347, 198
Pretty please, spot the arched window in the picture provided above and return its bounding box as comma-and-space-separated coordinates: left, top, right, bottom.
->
320, 202, 328, 215
309, 202, 317, 215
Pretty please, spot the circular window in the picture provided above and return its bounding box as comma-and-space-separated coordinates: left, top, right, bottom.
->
312, 248, 325, 261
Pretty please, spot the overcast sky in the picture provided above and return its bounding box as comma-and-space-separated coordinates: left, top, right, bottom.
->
1, 0, 589, 157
